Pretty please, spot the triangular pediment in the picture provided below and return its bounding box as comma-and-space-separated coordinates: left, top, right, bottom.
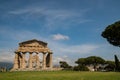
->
19, 39, 47, 47
15, 39, 52, 53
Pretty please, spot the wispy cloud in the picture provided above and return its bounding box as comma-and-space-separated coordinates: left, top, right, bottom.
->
8, 7, 91, 31
60, 44, 99, 54
52, 34, 69, 40
0, 49, 14, 62
49, 42, 99, 55
0, 27, 45, 41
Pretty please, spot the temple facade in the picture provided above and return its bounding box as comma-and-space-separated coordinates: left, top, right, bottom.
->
11, 39, 53, 71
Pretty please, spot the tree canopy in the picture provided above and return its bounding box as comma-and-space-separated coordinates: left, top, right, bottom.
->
59, 61, 72, 69
75, 56, 105, 71
102, 21, 120, 47
85, 56, 105, 65
75, 58, 86, 65
76, 56, 105, 65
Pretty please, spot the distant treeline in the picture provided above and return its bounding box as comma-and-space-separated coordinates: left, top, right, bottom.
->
0, 62, 13, 72
59, 55, 120, 72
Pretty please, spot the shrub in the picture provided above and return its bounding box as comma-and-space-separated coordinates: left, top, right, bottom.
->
73, 65, 89, 71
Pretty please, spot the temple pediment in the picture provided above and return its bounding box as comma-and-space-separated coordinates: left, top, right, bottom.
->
19, 39, 47, 47
22, 42, 43, 47
15, 39, 51, 53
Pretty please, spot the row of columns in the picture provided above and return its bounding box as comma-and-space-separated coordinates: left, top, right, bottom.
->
13, 52, 53, 70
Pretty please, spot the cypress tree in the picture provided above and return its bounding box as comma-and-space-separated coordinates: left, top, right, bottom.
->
114, 55, 120, 71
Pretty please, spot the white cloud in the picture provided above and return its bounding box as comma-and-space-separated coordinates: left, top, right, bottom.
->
52, 34, 69, 40
0, 49, 14, 62
60, 44, 99, 54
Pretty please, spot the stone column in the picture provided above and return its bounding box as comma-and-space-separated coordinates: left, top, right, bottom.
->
22, 52, 26, 69
19, 53, 22, 69
42, 53, 46, 69
29, 52, 33, 69
49, 52, 53, 69
13, 52, 19, 69
36, 53, 40, 69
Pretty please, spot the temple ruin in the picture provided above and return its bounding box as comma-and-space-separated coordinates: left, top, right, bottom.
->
11, 39, 53, 71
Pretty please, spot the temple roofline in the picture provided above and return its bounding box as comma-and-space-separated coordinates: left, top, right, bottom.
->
19, 39, 47, 46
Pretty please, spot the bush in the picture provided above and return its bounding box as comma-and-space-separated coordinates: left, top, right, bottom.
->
73, 65, 89, 71
104, 65, 115, 71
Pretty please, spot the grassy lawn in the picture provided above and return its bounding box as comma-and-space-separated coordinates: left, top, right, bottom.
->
0, 71, 120, 80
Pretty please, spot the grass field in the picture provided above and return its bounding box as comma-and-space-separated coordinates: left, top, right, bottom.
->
0, 71, 120, 80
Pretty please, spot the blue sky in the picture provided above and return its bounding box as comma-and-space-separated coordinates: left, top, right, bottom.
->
0, 0, 120, 65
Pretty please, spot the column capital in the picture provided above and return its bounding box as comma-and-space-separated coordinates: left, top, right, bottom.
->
35, 52, 39, 54
49, 52, 53, 54
43, 52, 46, 54
48, 50, 53, 54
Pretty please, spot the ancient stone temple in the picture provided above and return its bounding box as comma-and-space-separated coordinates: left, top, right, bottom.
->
11, 39, 53, 71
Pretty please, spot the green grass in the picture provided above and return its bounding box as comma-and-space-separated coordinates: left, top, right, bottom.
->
0, 71, 120, 80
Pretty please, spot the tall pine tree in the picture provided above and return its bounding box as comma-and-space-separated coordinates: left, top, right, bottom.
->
114, 55, 120, 71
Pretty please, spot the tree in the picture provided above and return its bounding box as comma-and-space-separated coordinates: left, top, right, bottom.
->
75, 58, 89, 71
75, 56, 105, 71
75, 58, 86, 66
85, 56, 105, 71
73, 65, 89, 71
59, 61, 72, 69
102, 21, 120, 47
114, 55, 120, 71
104, 61, 115, 71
